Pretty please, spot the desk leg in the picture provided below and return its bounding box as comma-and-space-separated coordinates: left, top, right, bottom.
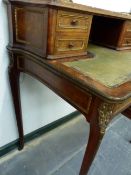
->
122, 107, 131, 119
8, 56, 24, 150
80, 101, 114, 175
79, 98, 101, 175
123, 107, 131, 143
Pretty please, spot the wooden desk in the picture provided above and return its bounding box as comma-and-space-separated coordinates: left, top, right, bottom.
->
7, 44, 131, 174
4, 0, 131, 174
5, 0, 131, 60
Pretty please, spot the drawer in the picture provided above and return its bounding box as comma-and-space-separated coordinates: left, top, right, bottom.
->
122, 37, 131, 46
55, 38, 87, 54
56, 10, 92, 31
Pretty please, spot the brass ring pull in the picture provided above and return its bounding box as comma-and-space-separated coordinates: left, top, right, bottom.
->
71, 19, 78, 26
68, 42, 74, 48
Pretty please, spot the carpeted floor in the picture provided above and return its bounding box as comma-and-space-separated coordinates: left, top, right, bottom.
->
0, 114, 131, 175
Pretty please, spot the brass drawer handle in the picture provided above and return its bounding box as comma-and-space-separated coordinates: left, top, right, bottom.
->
70, 19, 78, 26
68, 42, 74, 48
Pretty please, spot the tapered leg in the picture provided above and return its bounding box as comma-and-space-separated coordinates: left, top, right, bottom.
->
80, 100, 114, 175
9, 65, 24, 150
79, 99, 101, 175
80, 117, 100, 175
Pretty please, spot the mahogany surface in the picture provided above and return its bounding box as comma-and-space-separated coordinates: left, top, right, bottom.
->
4, 0, 131, 174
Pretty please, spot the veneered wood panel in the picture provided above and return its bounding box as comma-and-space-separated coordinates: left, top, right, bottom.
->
13, 6, 48, 57
17, 54, 92, 115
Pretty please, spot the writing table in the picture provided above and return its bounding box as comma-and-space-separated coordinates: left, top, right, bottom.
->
4, 0, 131, 174
8, 44, 131, 175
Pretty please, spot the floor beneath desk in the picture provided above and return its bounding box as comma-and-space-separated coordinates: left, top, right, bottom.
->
0, 114, 131, 175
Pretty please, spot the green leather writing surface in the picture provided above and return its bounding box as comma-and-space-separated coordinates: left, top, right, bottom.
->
64, 44, 131, 88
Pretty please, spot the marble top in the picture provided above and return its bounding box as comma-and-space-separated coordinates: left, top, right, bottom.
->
64, 44, 131, 88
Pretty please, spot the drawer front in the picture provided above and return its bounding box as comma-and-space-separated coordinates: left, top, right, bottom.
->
122, 37, 131, 46
56, 10, 92, 31
55, 38, 87, 54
